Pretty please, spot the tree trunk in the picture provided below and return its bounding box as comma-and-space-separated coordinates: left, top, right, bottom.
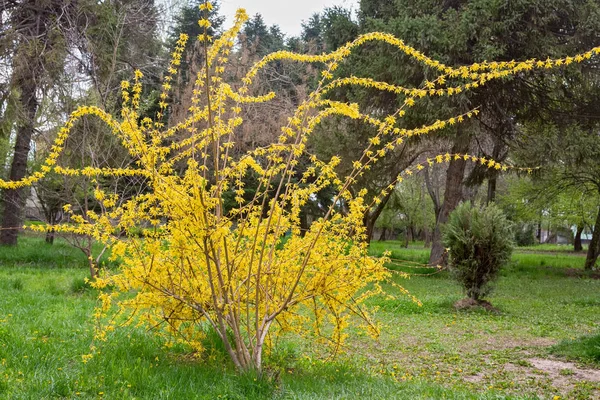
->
424, 227, 431, 247
299, 211, 309, 237
424, 167, 441, 217
485, 137, 504, 205
379, 227, 387, 241
0, 1, 50, 246
364, 214, 376, 243
404, 225, 413, 247
486, 175, 497, 204
574, 224, 583, 252
584, 206, 600, 270
45, 228, 55, 245
0, 75, 38, 246
362, 153, 419, 243
363, 188, 395, 243
544, 224, 556, 244
429, 130, 470, 265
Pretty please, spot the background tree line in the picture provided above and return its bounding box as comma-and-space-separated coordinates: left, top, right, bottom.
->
1, 0, 599, 270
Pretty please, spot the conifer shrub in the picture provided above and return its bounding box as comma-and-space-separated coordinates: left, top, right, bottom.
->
443, 202, 513, 304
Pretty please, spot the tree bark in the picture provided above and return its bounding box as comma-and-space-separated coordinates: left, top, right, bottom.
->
299, 211, 309, 237
486, 175, 497, 204
584, 206, 600, 270
364, 213, 378, 243
45, 228, 55, 245
574, 224, 584, 252
363, 187, 395, 243
379, 227, 387, 241
0, 1, 50, 246
429, 130, 470, 265
423, 227, 431, 247
0, 73, 38, 245
424, 167, 441, 217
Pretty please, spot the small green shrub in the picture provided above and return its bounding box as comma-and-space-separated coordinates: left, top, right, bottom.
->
443, 202, 513, 302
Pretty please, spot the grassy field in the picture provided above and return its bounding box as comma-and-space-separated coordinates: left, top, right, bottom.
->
0, 236, 599, 399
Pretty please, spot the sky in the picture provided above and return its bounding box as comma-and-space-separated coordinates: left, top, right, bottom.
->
219, 0, 359, 37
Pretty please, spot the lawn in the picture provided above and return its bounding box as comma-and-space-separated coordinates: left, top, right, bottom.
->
0, 236, 599, 399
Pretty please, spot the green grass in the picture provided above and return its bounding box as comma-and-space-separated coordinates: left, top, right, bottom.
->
0, 232, 116, 272
550, 334, 600, 365
0, 235, 88, 269
0, 236, 599, 398
518, 243, 588, 252
0, 267, 520, 399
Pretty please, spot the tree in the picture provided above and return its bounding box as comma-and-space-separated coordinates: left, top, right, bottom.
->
0, 0, 66, 245
375, 174, 436, 245
241, 14, 285, 57
0, 0, 163, 246
306, 6, 431, 242
516, 122, 600, 270
497, 175, 598, 251
167, 0, 224, 125
356, 0, 600, 265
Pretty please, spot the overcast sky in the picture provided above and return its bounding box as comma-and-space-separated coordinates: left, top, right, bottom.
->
219, 0, 359, 37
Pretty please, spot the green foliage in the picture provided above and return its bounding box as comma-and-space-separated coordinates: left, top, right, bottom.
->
242, 14, 285, 56
376, 175, 436, 238
443, 202, 513, 301
168, 0, 224, 45
513, 122, 600, 269
514, 223, 536, 247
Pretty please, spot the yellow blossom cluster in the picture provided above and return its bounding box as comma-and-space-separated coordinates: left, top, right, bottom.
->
1, 1, 597, 371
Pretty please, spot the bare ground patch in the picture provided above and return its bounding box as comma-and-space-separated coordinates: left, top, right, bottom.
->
459, 334, 556, 352
529, 357, 600, 384
498, 357, 600, 398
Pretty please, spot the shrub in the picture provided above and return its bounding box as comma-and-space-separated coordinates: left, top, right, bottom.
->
1, 1, 593, 373
443, 202, 513, 302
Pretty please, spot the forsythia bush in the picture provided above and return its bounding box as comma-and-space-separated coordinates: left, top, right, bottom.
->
1, 2, 598, 371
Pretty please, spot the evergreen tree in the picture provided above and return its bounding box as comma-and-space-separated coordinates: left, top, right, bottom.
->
348, 0, 600, 260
